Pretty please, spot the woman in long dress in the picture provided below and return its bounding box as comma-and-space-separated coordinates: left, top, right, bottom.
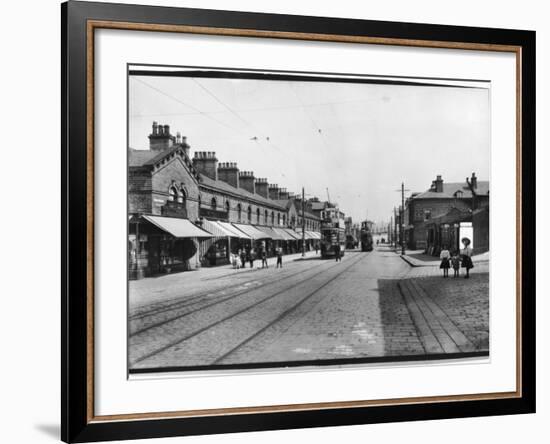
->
460, 237, 474, 278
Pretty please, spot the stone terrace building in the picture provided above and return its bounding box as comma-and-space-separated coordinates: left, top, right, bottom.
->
128, 122, 321, 279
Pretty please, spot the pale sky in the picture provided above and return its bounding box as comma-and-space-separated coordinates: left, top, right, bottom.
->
129, 70, 490, 224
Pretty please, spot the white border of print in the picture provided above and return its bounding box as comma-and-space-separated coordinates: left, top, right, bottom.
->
94, 28, 515, 416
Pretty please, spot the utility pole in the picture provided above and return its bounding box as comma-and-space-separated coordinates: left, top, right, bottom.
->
302, 187, 306, 257
401, 182, 406, 255
395, 182, 410, 255
393, 207, 398, 250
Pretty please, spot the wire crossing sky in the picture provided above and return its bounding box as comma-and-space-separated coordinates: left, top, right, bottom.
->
129, 71, 490, 223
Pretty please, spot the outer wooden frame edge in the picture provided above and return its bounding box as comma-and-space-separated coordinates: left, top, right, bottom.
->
62, 1, 536, 442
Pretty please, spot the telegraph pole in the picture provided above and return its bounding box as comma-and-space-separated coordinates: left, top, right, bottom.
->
395, 182, 410, 255
393, 207, 398, 250
302, 187, 306, 257
401, 182, 406, 255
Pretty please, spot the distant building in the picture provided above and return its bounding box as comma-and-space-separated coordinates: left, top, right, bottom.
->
404, 173, 489, 254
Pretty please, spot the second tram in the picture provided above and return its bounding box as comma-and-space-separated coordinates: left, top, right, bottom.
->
360, 221, 374, 252
320, 207, 346, 259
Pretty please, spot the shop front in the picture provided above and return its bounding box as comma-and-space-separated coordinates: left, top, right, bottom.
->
128, 214, 213, 279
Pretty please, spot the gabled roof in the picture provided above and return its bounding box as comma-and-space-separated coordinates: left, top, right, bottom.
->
128, 149, 159, 167
272, 199, 296, 210
199, 175, 287, 211
414, 181, 489, 200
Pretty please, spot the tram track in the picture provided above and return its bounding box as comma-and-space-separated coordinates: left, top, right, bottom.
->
129, 258, 334, 336
130, 253, 366, 368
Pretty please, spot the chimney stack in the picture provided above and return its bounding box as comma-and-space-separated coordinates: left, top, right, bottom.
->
239, 171, 256, 194
268, 184, 280, 200
148, 121, 175, 152
435, 175, 444, 193
255, 178, 269, 198
192, 151, 218, 180
180, 136, 190, 158
218, 162, 239, 188
279, 188, 289, 200
470, 172, 477, 189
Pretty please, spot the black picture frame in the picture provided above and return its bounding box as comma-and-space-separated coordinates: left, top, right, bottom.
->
62, 1, 536, 442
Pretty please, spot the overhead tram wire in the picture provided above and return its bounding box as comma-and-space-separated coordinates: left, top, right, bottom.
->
132, 77, 249, 138
288, 83, 332, 153
190, 78, 283, 153
131, 76, 287, 182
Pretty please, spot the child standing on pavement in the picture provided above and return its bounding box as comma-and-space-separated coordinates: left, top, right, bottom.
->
451, 252, 461, 278
276, 247, 283, 268
439, 246, 451, 278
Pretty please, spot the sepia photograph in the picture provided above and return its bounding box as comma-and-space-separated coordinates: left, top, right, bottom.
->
127, 65, 490, 373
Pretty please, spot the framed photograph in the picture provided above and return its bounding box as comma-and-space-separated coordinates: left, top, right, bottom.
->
62, 1, 535, 442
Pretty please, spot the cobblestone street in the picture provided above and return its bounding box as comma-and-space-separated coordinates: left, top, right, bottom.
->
129, 245, 489, 372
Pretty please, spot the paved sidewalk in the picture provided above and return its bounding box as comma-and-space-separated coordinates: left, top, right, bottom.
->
399, 249, 490, 267
129, 250, 321, 309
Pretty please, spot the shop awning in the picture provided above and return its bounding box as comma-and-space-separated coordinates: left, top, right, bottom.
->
307, 231, 321, 240
217, 221, 251, 239
282, 228, 302, 240
255, 226, 285, 240
232, 223, 271, 239
141, 215, 213, 238
272, 227, 294, 241
201, 219, 237, 238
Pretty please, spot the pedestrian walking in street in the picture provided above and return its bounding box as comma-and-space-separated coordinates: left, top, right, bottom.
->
460, 237, 474, 278
451, 252, 461, 278
248, 248, 255, 268
315, 243, 319, 255
276, 246, 283, 268
334, 244, 342, 262
261, 247, 268, 269
231, 252, 239, 269
239, 249, 246, 269
439, 246, 451, 277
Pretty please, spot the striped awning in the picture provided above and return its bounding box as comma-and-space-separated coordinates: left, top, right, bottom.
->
201, 219, 236, 238
255, 226, 285, 240
141, 215, 213, 238
281, 228, 302, 240
272, 227, 294, 241
232, 223, 271, 239
308, 231, 322, 240
218, 221, 251, 239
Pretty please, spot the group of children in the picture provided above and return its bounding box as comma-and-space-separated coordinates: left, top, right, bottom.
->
439, 238, 474, 278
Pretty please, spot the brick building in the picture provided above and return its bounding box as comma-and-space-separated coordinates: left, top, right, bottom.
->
128, 122, 324, 279
404, 173, 489, 253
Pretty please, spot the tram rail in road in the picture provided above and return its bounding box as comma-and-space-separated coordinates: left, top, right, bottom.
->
130, 252, 367, 369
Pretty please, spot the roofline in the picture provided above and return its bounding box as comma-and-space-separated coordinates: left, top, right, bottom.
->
199, 182, 287, 211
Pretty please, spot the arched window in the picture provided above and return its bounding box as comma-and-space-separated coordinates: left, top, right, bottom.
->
247, 206, 252, 222
256, 208, 260, 224
211, 197, 217, 210
178, 187, 186, 204
198, 194, 202, 208
282, 215, 286, 226
271, 211, 275, 225
237, 203, 242, 221
225, 201, 230, 215
277, 213, 281, 225
168, 186, 177, 202
264, 210, 268, 224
